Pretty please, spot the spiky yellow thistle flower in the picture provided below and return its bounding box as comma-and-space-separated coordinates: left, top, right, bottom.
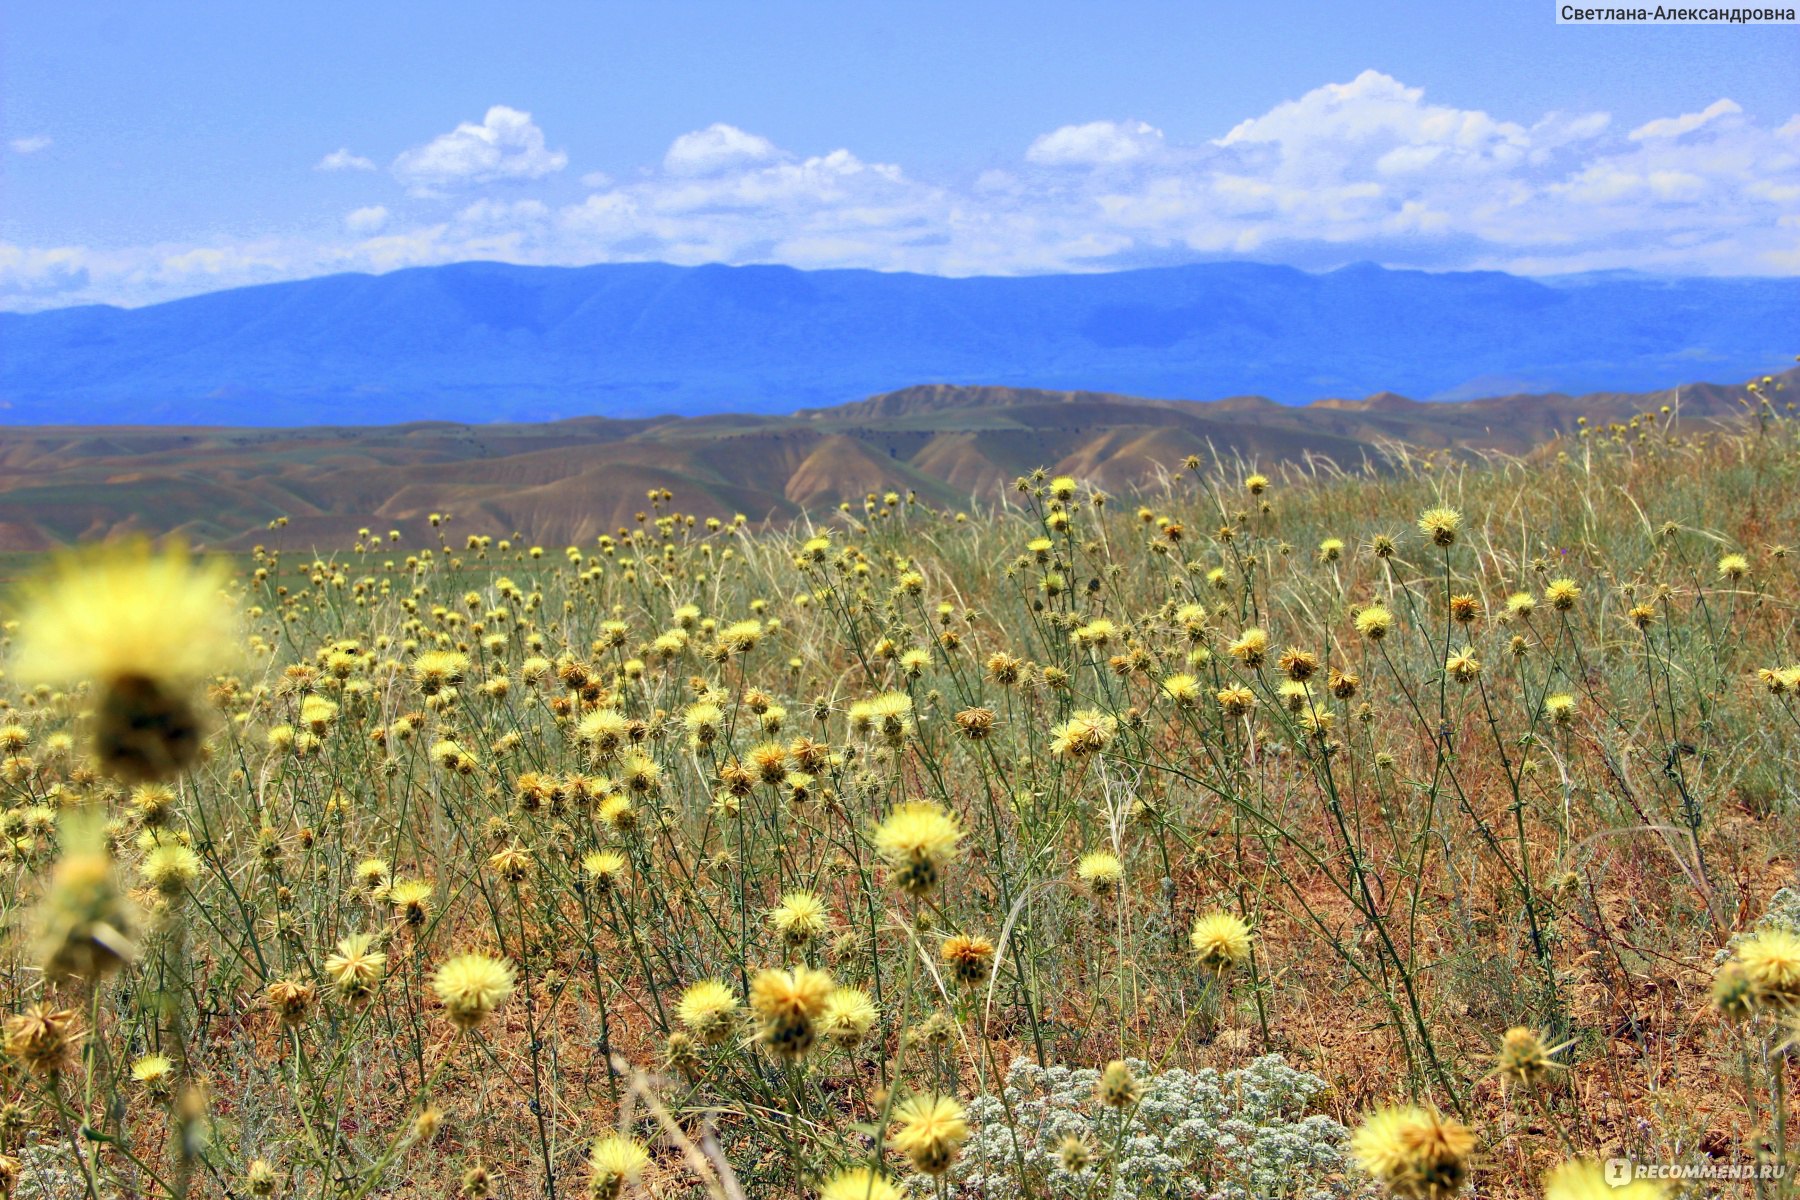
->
131, 1053, 176, 1100
748, 965, 833, 1057
410, 650, 469, 696
1545, 578, 1581, 611
323, 933, 387, 1004
1227, 627, 1269, 667
1542, 1159, 1666, 1200
1095, 1060, 1141, 1108
1416, 507, 1461, 548
1350, 1105, 1474, 1199
873, 801, 962, 894
141, 840, 202, 902
1492, 1026, 1566, 1089
1354, 604, 1394, 640
11, 539, 241, 781
890, 1093, 969, 1175
389, 878, 434, 925
1049, 709, 1117, 759
1245, 473, 1269, 495
676, 979, 740, 1045
1076, 850, 1124, 895
1216, 685, 1255, 716
265, 978, 317, 1025
1732, 928, 1800, 1012
818, 985, 879, 1046
1542, 693, 1576, 726
431, 952, 516, 1029
941, 934, 996, 987
769, 890, 830, 946
818, 1168, 903, 1200
1444, 649, 1481, 684
36, 816, 136, 982
3, 1005, 83, 1075
581, 849, 627, 893
587, 1133, 650, 1199
1190, 910, 1253, 975
1717, 552, 1750, 582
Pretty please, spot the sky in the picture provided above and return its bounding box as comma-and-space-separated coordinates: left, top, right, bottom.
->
1, 1, 1796, 310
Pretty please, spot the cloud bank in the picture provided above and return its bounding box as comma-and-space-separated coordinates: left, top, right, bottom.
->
5, 71, 1796, 309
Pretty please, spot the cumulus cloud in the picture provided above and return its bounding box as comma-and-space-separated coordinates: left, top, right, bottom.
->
344, 205, 390, 233
10, 135, 53, 155
391, 106, 567, 189
663, 123, 781, 176
1027, 120, 1164, 166
1630, 98, 1742, 141
6, 74, 1798, 309
316, 148, 376, 172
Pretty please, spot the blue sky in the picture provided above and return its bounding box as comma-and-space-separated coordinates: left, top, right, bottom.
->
2, 1, 1796, 309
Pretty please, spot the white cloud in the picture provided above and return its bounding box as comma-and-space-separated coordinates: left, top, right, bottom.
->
391, 106, 567, 189
344, 205, 390, 233
316, 148, 376, 172
6, 76, 1799, 310
1027, 120, 1164, 166
10, 135, 53, 155
1630, 98, 1741, 141
663, 124, 781, 176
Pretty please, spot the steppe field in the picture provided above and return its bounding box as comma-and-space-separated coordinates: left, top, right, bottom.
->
2, 374, 1799, 1200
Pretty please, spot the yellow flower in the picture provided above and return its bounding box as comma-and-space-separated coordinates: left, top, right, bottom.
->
12, 540, 240, 781
1542, 1159, 1666, 1200
1227, 627, 1269, 667
1189, 911, 1252, 974
1416, 507, 1462, 548
890, 1094, 969, 1175
1545, 578, 1581, 611
818, 986, 879, 1046
1733, 928, 1800, 1011
818, 1168, 903, 1200
1717, 552, 1750, 582
748, 966, 833, 1057
676, 980, 740, 1045
37, 815, 136, 982
873, 801, 962, 894
769, 891, 830, 946
1351, 1105, 1474, 1199
588, 1134, 649, 1199
941, 934, 996, 986
1354, 604, 1394, 640
431, 952, 516, 1029
323, 933, 387, 1004
1077, 851, 1124, 894
1049, 710, 1117, 759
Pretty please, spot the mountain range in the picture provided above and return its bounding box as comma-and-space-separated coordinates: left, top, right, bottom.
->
0, 369, 1785, 554
1, 260, 1795, 425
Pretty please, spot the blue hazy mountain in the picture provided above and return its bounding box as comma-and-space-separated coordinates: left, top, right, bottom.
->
1, 260, 1793, 425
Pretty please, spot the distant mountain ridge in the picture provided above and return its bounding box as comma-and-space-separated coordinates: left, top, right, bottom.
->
0, 368, 1786, 554
0, 260, 1793, 425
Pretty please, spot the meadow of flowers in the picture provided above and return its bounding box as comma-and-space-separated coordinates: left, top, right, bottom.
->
0, 381, 1796, 1200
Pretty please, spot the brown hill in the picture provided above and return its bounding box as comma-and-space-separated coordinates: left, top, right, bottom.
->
0, 371, 1787, 553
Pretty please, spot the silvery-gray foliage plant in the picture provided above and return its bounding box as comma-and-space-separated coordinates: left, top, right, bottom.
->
947, 1054, 1365, 1200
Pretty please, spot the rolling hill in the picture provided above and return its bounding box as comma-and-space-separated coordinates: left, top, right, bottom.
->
1, 260, 1795, 425
0, 369, 1785, 554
